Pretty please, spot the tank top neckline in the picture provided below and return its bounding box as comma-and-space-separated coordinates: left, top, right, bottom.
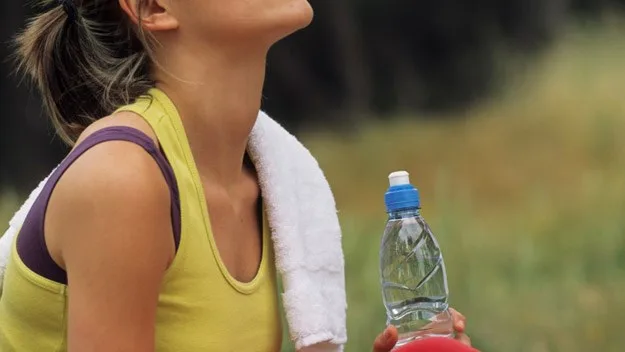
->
123, 88, 270, 294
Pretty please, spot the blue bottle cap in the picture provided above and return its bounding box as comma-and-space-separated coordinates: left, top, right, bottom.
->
384, 171, 420, 212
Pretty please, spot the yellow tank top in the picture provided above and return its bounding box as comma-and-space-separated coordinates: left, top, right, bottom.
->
0, 88, 282, 351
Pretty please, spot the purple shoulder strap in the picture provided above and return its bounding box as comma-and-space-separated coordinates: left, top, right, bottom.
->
16, 126, 181, 285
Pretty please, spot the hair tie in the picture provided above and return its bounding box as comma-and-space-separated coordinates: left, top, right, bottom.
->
57, 0, 78, 22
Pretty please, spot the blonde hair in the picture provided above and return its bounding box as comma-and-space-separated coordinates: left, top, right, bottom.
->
14, 0, 153, 145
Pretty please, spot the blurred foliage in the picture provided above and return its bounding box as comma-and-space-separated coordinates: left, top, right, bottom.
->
2, 0, 625, 192
264, 0, 625, 127
276, 21, 625, 351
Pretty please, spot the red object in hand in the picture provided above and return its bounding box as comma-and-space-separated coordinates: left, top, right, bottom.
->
394, 337, 479, 352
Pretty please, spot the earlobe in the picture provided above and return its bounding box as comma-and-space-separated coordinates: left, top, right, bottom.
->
118, 0, 179, 31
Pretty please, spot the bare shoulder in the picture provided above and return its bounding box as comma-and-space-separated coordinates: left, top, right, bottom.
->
46, 127, 174, 272
62, 110, 166, 220
45, 132, 174, 351
52, 137, 169, 213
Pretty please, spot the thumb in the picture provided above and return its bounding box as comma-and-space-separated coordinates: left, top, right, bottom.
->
373, 325, 398, 352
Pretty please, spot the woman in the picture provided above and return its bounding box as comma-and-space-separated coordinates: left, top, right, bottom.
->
0, 0, 472, 350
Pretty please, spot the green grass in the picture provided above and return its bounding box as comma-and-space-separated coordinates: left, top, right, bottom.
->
3, 21, 625, 352
285, 21, 625, 352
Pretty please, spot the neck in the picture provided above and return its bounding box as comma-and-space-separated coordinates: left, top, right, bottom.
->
154, 46, 267, 187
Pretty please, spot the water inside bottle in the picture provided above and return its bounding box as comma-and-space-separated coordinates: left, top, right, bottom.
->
380, 211, 453, 345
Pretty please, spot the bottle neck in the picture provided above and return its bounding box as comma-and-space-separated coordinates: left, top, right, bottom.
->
387, 207, 421, 220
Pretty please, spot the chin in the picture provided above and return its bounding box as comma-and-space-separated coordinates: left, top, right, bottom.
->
266, 0, 314, 42
202, 0, 314, 49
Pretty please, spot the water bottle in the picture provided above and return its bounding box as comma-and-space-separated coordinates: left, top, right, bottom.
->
380, 171, 453, 346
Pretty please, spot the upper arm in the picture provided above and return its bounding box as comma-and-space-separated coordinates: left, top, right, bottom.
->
45, 141, 174, 352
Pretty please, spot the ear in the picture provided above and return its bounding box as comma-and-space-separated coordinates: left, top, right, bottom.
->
118, 0, 179, 31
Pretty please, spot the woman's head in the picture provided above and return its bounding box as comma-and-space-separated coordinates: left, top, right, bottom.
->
16, 0, 313, 145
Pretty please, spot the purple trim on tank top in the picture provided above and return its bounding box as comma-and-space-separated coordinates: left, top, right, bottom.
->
16, 126, 181, 285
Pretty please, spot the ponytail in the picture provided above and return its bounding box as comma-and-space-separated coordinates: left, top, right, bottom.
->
14, 0, 153, 145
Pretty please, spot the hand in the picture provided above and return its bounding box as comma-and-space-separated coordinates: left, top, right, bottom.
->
449, 308, 471, 347
372, 308, 472, 352
373, 325, 398, 352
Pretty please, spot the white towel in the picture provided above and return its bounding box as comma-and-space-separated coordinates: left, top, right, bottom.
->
0, 111, 348, 351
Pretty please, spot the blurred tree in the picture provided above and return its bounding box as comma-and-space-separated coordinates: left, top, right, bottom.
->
2, 0, 625, 192
262, 0, 572, 124
571, 0, 625, 13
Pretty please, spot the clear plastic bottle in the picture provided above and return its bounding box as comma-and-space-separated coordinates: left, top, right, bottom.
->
380, 171, 453, 347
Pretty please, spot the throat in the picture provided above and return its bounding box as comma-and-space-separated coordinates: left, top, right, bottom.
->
202, 164, 264, 284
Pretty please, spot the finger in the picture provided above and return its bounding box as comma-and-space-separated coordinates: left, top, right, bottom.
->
454, 332, 472, 347
454, 318, 466, 333
373, 325, 398, 352
450, 308, 466, 332
449, 308, 466, 321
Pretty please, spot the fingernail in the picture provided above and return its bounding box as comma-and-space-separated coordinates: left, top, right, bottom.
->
383, 329, 391, 340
